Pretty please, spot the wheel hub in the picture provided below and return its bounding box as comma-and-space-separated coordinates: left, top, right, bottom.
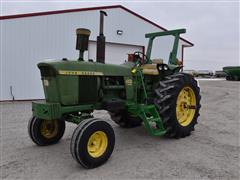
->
176, 87, 196, 126
40, 120, 59, 139
87, 131, 108, 158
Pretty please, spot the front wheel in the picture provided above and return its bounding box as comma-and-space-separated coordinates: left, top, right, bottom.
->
28, 117, 65, 146
70, 118, 115, 169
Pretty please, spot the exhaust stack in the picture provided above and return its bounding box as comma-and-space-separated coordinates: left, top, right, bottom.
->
96, 11, 107, 63
76, 28, 91, 61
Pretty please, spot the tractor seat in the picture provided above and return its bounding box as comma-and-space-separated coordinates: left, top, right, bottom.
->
152, 58, 164, 64
141, 59, 164, 75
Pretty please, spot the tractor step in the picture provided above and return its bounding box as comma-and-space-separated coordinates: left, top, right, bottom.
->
127, 103, 166, 136
139, 105, 166, 136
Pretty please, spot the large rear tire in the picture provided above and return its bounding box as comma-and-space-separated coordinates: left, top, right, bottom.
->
108, 111, 142, 128
154, 73, 201, 138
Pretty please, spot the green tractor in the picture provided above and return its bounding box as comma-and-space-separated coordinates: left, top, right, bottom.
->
223, 66, 240, 81
28, 11, 201, 169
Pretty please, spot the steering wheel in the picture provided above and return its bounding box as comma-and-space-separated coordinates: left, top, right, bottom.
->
133, 51, 149, 65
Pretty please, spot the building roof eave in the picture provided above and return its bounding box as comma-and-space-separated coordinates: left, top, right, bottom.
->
0, 4, 193, 46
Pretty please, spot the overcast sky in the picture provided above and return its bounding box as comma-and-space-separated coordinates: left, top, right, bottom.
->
1, 0, 239, 70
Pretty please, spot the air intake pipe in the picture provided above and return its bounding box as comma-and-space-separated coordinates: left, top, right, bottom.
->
76, 28, 91, 61
96, 10, 108, 63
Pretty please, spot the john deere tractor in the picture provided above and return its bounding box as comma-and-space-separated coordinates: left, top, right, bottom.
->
28, 11, 201, 168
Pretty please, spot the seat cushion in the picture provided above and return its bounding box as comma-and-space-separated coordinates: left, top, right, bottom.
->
141, 64, 159, 75
141, 64, 157, 69
152, 59, 164, 64
142, 69, 159, 75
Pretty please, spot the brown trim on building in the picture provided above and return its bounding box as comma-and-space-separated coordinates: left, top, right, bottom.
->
89, 40, 144, 49
0, 5, 121, 20
181, 45, 184, 72
142, 46, 145, 58
0, 99, 44, 103
120, 6, 194, 47
0, 5, 193, 47
181, 44, 192, 71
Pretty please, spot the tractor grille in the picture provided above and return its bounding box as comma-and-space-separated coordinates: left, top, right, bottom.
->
39, 67, 56, 77
78, 76, 98, 104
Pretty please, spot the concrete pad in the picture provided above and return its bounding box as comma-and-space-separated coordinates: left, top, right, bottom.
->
1, 80, 239, 179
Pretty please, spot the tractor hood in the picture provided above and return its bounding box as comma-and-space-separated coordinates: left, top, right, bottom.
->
38, 60, 134, 77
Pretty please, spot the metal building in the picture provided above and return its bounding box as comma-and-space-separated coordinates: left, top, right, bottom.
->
0, 5, 193, 101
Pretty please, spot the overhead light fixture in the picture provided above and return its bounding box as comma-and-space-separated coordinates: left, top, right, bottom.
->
117, 30, 123, 35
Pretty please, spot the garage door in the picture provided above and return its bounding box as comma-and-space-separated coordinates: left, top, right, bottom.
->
87, 41, 143, 64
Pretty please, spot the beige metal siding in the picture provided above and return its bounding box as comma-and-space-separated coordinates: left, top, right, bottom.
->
1, 8, 188, 100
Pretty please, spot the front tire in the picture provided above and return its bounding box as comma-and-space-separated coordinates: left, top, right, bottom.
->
154, 73, 201, 138
28, 116, 65, 146
70, 118, 115, 169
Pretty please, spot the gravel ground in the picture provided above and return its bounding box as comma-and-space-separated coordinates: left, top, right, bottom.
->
0, 80, 239, 180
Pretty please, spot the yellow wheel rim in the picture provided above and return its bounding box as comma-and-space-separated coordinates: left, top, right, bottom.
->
87, 131, 108, 158
40, 120, 59, 139
176, 86, 196, 126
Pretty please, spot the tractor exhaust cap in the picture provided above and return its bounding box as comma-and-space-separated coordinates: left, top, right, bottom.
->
96, 10, 107, 64
76, 28, 91, 61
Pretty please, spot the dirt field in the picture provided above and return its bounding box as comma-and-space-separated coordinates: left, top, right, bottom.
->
1, 80, 239, 180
